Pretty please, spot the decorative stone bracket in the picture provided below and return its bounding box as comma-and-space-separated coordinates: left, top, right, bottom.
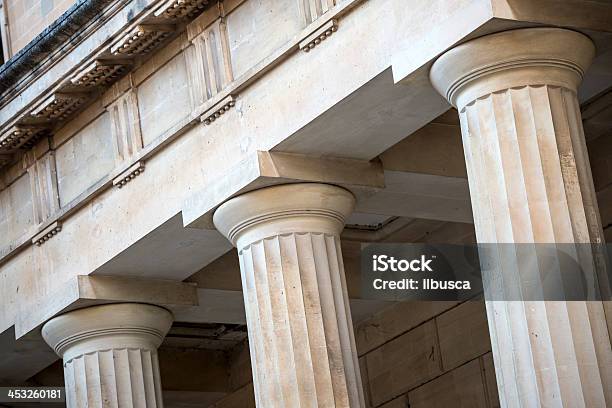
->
110, 24, 176, 56
32, 221, 62, 246
112, 161, 145, 188
0, 93, 86, 162
200, 95, 236, 125
299, 19, 338, 52
30, 93, 89, 121
153, 0, 210, 19
0, 125, 49, 152
70, 59, 133, 87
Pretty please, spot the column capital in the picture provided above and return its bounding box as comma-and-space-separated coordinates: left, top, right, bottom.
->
213, 183, 355, 249
430, 28, 595, 110
42, 303, 173, 362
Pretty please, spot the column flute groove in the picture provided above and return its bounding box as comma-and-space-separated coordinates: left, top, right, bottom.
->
214, 183, 365, 407
431, 28, 612, 407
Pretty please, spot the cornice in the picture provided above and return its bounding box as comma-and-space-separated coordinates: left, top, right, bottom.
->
0, 0, 119, 96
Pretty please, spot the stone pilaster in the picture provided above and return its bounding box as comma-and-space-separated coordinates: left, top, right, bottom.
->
42, 303, 173, 408
213, 183, 365, 407
431, 28, 612, 407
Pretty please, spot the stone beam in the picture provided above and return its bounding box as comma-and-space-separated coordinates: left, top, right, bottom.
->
1, 275, 198, 384
15, 275, 198, 339
379, 118, 466, 178
354, 118, 473, 223
391, 0, 612, 87
176, 289, 247, 325
174, 288, 395, 327
355, 171, 473, 223
182, 151, 385, 229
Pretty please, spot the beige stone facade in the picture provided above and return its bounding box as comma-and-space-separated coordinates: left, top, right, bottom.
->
0, 0, 611, 407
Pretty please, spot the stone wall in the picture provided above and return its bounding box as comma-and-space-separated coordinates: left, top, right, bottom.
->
5, 0, 75, 56
588, 134, 612, 242
358, 299, 498, 408
0, 173, 34, 244
55, 111, 114, 205
213, 298, 499, 408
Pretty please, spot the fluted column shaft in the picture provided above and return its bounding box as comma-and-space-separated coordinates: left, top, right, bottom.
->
431, 28, 611, 407
42, 303, 173, 408
214, 183, 365, 408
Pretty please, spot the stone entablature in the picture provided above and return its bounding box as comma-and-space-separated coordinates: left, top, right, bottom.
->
0, 0, 351, 167
0, 0, 355, 265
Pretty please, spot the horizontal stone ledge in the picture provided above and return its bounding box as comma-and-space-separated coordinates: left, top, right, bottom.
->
15, 275, 198, 339
175, 288, 396, 326
182, 150, 385, 229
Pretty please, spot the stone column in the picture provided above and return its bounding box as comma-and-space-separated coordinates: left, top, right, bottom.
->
430, 28, 612, 407
213, 183, 365, 407
42, 303, 173, 408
